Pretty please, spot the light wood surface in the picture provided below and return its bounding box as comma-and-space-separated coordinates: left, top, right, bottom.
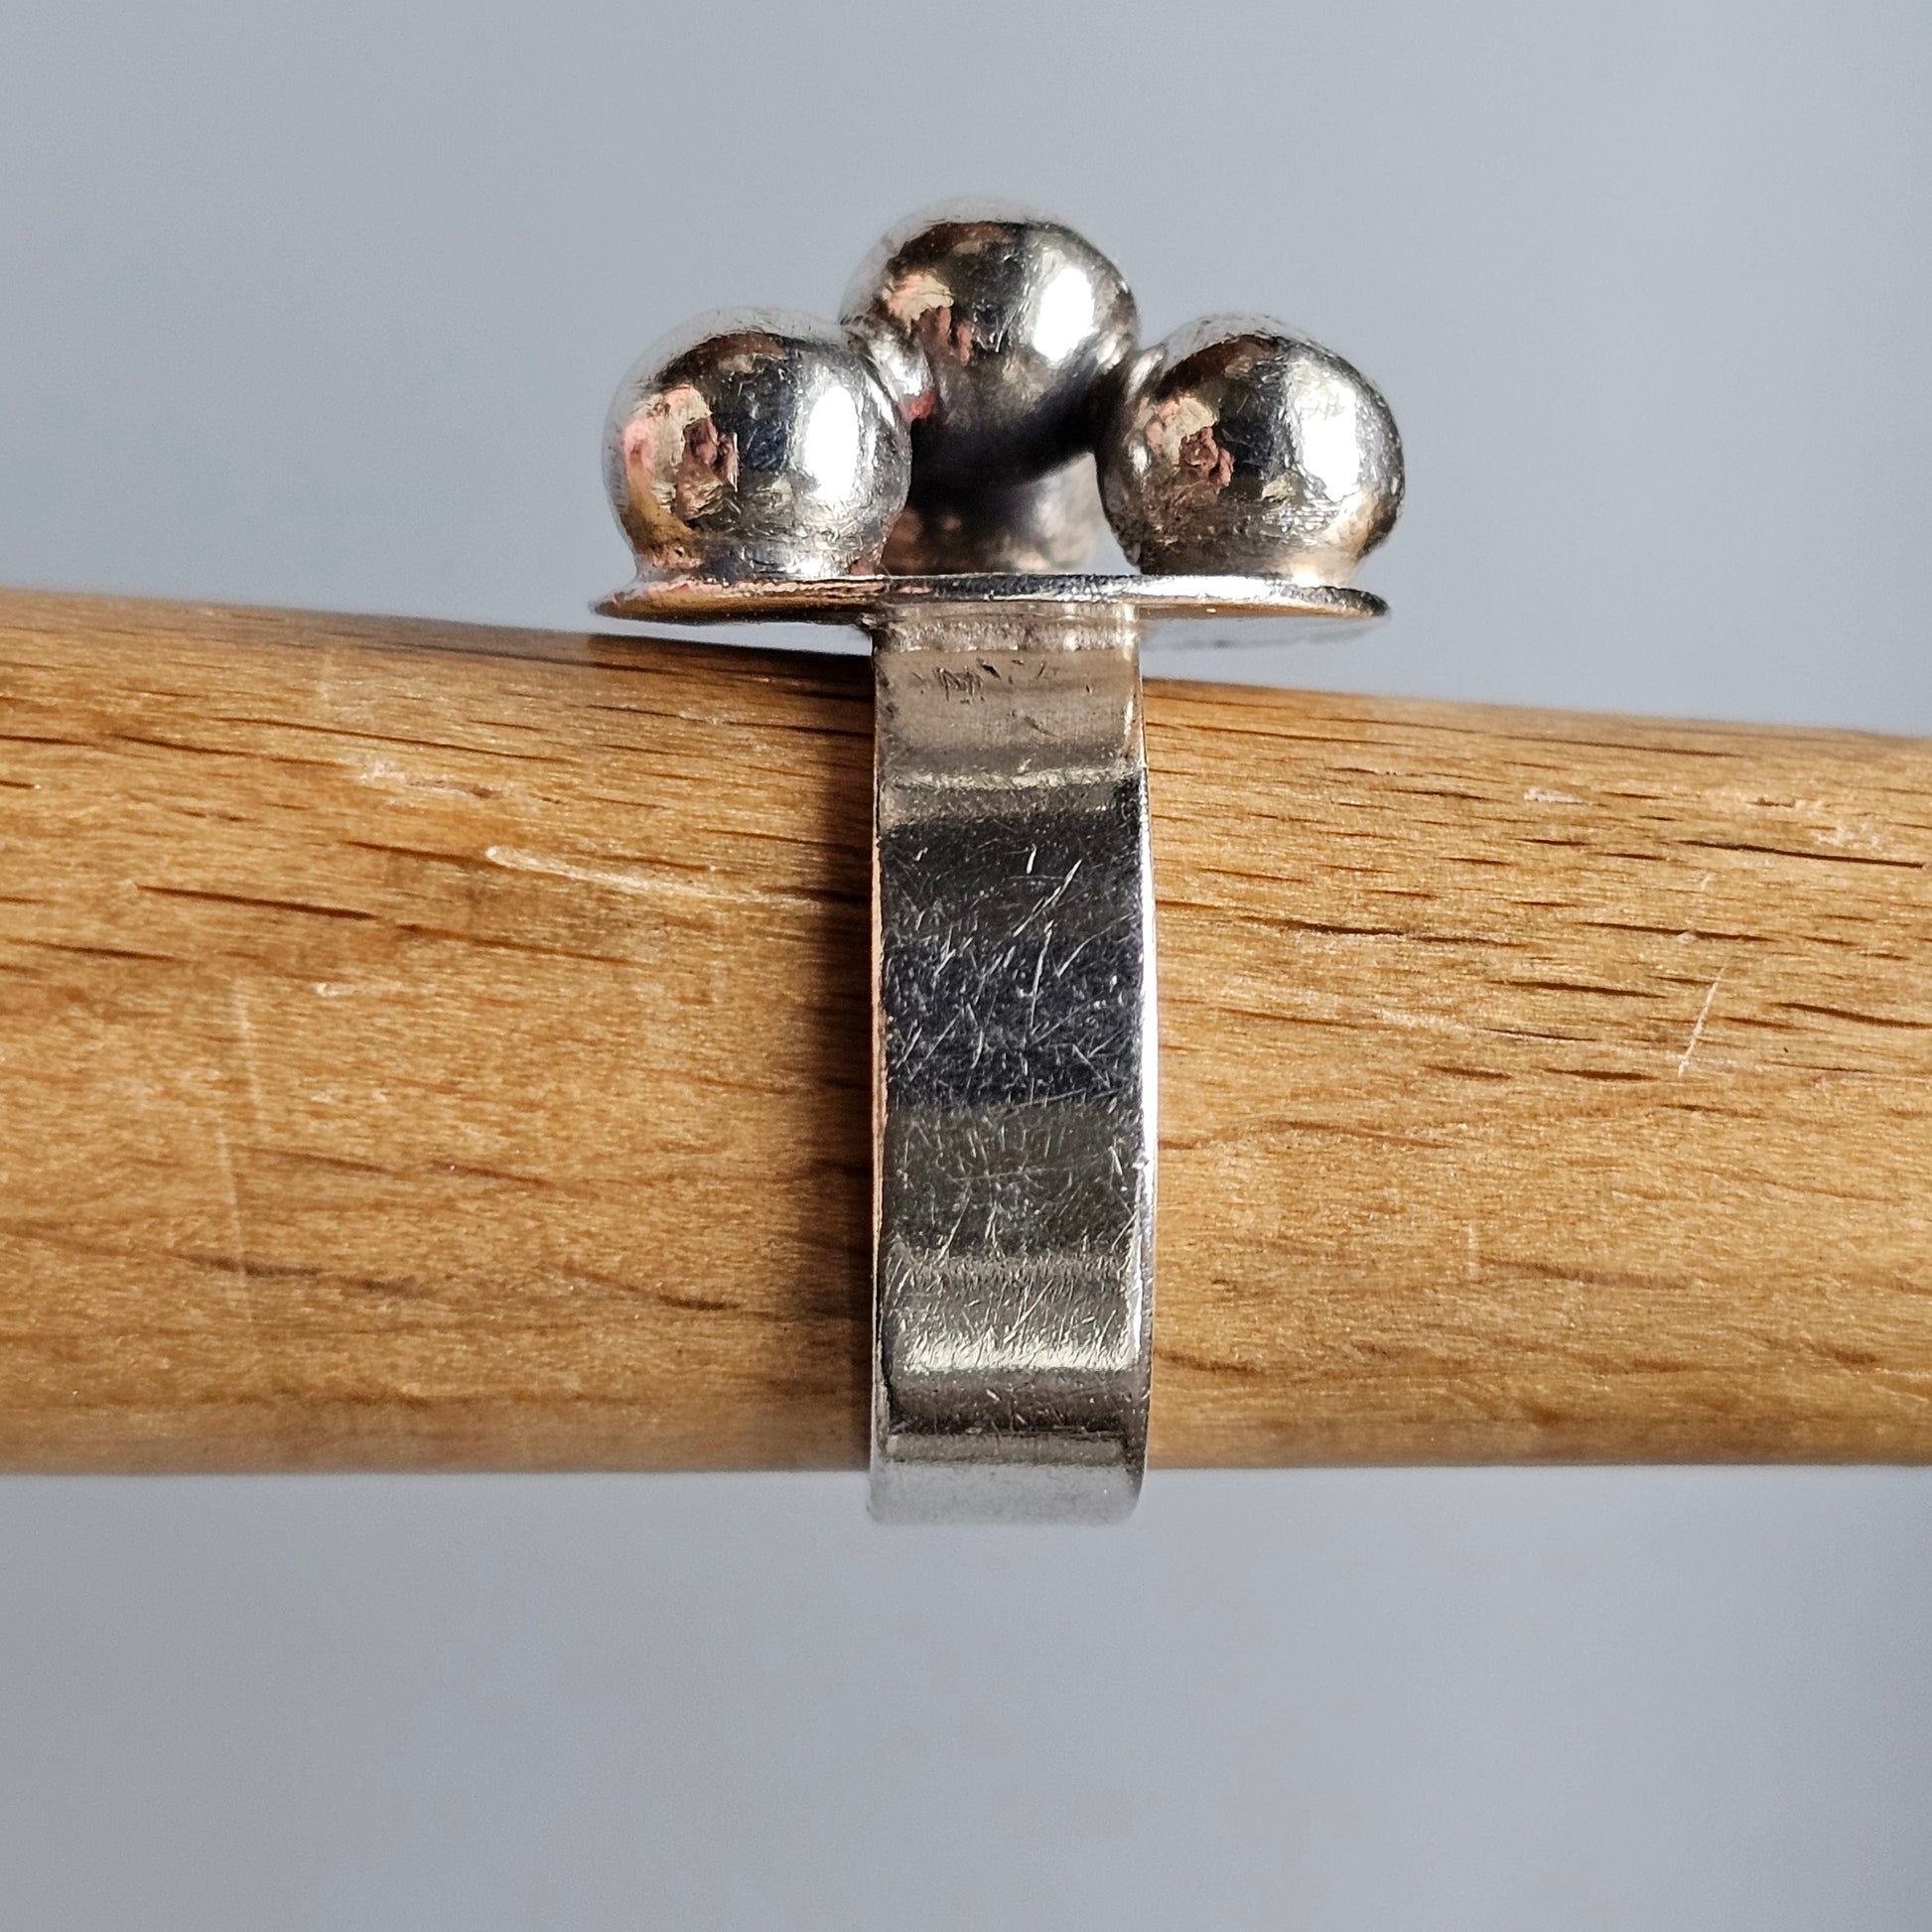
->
2, 587, 1928, 1472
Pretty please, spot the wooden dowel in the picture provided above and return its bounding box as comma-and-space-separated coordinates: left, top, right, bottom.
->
2, 587, 1928, 1472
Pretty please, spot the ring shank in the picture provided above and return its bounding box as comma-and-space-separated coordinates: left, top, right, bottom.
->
870, 608, 1156, 1522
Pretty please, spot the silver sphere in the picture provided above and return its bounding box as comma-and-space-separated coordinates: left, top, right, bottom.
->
1099, 315, 1403, 583
881, 453, 1106, 574
605, 308, 911, 580
842, 201, 1138, 493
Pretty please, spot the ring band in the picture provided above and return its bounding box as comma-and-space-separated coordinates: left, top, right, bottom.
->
869, 604, 1156, 1522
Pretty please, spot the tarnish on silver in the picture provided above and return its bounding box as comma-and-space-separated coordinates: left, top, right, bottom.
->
597, 208, 1401, 1523
870, 609, 1156, 1522
882, 453, 1108, 576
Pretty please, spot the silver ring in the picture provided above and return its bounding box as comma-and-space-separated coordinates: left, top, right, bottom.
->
595, 207, 1402, 1522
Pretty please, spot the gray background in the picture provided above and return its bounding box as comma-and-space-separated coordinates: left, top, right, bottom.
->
2, 1, 1929, 1925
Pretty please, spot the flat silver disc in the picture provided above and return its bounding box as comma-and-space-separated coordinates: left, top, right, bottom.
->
596, 571, 1383, 627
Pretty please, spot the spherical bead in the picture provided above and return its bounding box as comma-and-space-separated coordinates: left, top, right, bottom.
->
842, 202, 1137, 494
605, 309, 910, 580
1099, 315, 1402, 582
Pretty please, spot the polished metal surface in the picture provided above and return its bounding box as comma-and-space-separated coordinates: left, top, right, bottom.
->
596, 569, 1384, 626
870, 608, 1154, 1522
604, 309, 909, 580
882, 452, 1106, 574
842, 201, 1137, 492
593, 205, 1402, 1523
1099, 314, 1403, 583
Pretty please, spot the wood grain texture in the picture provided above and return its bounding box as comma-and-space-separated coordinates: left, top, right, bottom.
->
1, 587, 1928, 1472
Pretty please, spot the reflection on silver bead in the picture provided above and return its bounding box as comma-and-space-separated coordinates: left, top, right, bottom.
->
882, 453, 1106, 574
605, 308, 911, 580
1099, 315, 1403, 583
842, 201, 1138, 493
